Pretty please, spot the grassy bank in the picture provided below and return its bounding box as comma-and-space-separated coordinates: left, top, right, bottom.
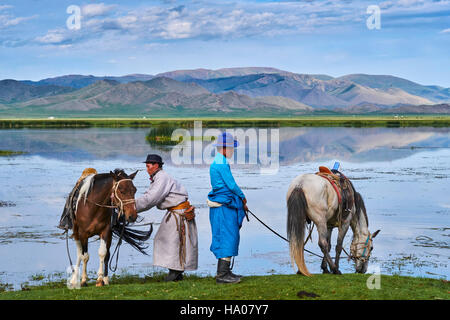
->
0, 115, 449, 128
0, 273, 447, 300
0, 150, 26, 156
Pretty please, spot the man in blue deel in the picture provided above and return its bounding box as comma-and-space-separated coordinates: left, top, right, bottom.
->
207, 132, 248, 284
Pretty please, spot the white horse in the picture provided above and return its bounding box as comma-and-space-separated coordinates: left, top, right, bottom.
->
287, 173, 380, 276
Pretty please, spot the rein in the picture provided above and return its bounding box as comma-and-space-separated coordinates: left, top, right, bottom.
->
246, 209, 371, 262
109, 215, 126, 272
246, 209, 323, 259
83, 179, 136, 216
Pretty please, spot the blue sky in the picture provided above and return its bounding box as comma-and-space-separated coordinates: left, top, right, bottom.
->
0, 0, 449, 86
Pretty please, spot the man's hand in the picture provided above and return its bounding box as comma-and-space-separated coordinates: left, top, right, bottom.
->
242, 198, 249, 221
242, 198, 248, 211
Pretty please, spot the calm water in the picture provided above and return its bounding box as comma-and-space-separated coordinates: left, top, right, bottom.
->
0, 127, 449, 290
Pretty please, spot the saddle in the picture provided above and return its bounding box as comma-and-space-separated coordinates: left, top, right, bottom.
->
316, 166, 355, 221
58, 168, 98, 230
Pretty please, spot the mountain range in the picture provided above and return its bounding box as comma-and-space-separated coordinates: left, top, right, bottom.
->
1, 67, 449, 117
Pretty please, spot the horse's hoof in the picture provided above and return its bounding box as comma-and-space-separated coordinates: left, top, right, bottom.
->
322, 269, 330, 274
333, 270, 342, 275
96, 280, 104, 287
81, 281, 88, 287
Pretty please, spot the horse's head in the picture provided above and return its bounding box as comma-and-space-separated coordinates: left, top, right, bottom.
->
350, 229, 380, 273
110, 170, 138, 223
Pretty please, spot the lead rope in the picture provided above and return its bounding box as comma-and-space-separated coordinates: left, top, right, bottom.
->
65, 230, 75, 273
109, 213, 126, 272
246, 209, 324, 259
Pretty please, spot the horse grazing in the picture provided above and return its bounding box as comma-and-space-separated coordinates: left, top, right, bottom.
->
68, 169, 152, 288
286, 173, 380, 276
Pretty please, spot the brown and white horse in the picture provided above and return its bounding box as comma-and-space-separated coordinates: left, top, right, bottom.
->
286, 173, 380, 276
69, 169, 142, 288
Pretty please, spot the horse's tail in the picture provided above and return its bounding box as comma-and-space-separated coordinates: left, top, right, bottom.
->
287, 186, 311, 276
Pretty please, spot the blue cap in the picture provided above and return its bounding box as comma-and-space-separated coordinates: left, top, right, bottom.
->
213, 132, 239, 148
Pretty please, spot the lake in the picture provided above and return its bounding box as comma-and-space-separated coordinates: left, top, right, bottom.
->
0, 126, 448, 290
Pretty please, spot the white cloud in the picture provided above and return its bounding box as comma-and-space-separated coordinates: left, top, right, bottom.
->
81, 3, 116, 18
35, 31, 66, 44
0, 5, 13, 11
0, 5, 36, 29
31, 0, 450, 46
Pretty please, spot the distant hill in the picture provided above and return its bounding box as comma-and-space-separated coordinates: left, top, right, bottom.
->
0, 77, 313, 117
1, 67, 449, 117
21, 74, 155, 89
0, 79, 74, 104
26, 68, 332, 89
190, 73, 433, 108
335, 103, 450, 114
376, 103, 450, 114
337, 74, 450, 103
155, 67, 291, 81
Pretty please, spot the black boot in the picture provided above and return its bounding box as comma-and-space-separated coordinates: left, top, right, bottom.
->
164, 269, 184, 282
229, 258, 242, 278
216, 259, 240, 284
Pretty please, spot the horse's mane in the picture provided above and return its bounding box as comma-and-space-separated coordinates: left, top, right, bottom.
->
339, 177, 368, 228
94, 168, 128, 182
354, 191, 369, 228
76, 168, 127, 211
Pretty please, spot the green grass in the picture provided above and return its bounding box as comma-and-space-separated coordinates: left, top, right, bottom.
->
0, 115, 449, 128
0, 273, 448, 300
0, 150, 26, 156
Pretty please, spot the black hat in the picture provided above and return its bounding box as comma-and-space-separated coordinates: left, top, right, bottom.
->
143, 154, 164, 165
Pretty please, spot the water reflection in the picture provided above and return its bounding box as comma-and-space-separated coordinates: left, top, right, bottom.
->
0, 127, 448, 164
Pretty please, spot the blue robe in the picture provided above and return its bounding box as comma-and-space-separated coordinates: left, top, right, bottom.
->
208, 152, 246, 259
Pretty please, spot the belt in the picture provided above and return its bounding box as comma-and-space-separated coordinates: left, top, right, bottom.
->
168, 200, 191, 211
206, 199, 222, 207
166, 200, 195, 269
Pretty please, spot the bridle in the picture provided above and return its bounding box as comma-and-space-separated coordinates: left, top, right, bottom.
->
345, 234, 373, 263
111, 179, 136, 218
84, 178, 136, 218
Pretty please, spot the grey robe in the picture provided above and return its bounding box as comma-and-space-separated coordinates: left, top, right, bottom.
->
135, 170, 198, 271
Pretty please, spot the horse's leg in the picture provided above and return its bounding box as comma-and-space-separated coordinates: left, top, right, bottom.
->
317, 223, 341, 275
80, 238, 89, 287
335, 221, 351, 273
103, 231, 112, 286
321, 227, 332, 274
69, 239, 83, 288
96, 236, 107, 287
97, 229, 112, 286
